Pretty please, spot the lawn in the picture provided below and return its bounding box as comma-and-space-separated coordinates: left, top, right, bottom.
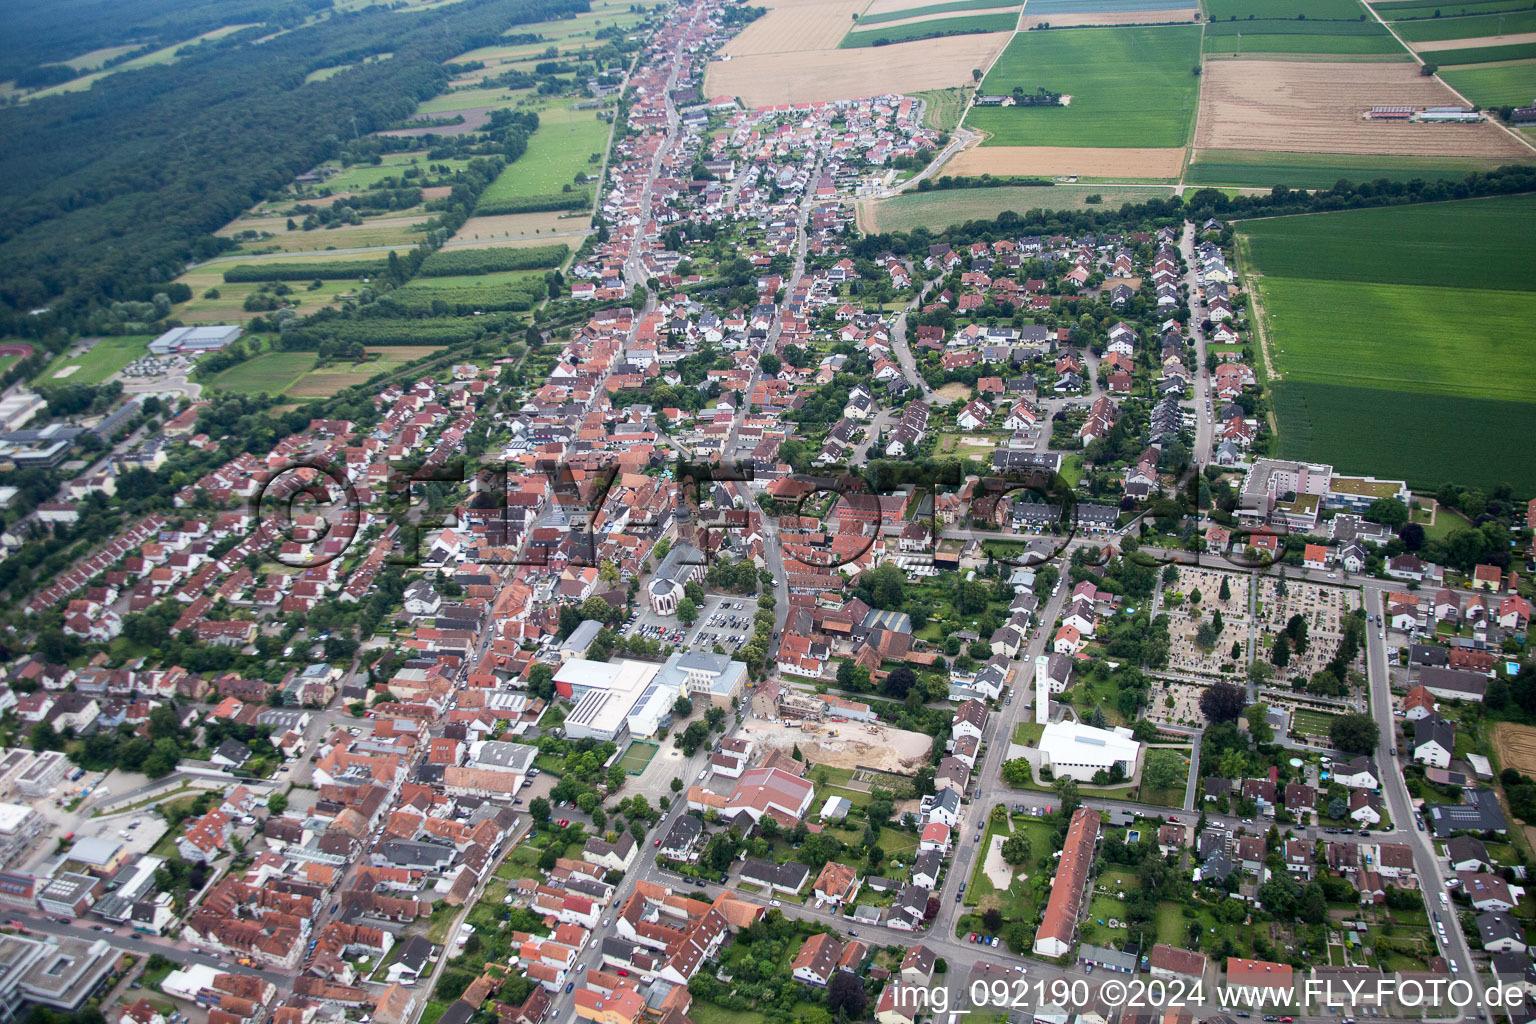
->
843, 11, 1020, 46
1392, 7, 1536, 39
965, 25, 1204, 147
38, 335, 151, 385
1203, 17, 1403, 54
1186, 149, 1503, 187
866, 184, 1176, 232
1292, 708, 1339, 736
1439, 58, 1536, 107
475, 103, 609, 210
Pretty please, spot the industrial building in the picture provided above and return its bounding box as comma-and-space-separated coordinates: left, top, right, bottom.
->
147, 325, 242, 356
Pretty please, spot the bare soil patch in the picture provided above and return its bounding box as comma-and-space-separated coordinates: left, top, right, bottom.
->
1413, 30, 1536, 50
740, 717, 934, 774
451, 211, 583, 242
1194, 59, 1532, 157
935, 381, 972, 402
1021, 7, 1195, 26
722, 0, 869, 56
941, 144, 1186, 177
706, 32, 1010, 105
1494, 722, 1536, 777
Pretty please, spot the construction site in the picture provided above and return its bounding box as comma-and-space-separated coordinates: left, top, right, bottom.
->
739, 714, 935, 775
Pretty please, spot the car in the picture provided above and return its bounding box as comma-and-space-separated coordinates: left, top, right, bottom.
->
1084, 963, 1093, 974
974, 832, 981, 843
955, 892, 963, 903
989, 936, 999, 947
557, 819, 570, 828
654, 838, 661, 847
770, 900, 781, 907
1236, 1015, 1250, 1019
617, 969, 628, 977
1167, 816, 1180, 824
848, 930, 858, 938
1359, 829, 1370, 836
693, 878, 705, 887
1379, 630, 1385, 639
1280, 1016, 1294, 1021
1390, 746, 1397, 755
1449, 961, 1459, 974
512, 798, 522, 805
968, 933, 978, 943
564, 983, 575, 994
577, 963, 587, 972
959, 882, 966, 892
1263, 1016, 1279, 1021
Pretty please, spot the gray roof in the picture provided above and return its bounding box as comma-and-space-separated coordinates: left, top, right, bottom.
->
1427, 789, 1507, 836
1079, 944, 1138, 971
662, 814, 703, 852
739, 857, 809, 890
1415, 715, 1456, 754
1478, 912, 1525, 946
470, 740, 537, 772
912, 849, 942, 881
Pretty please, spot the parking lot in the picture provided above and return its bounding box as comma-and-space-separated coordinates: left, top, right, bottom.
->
623, 593, 762, 655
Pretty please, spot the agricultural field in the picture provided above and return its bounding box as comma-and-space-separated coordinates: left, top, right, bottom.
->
856, 0, 1014, 24
1376, 0, 1536, 17
842, 11, 1021, 47
723, 0, 870, 55
38, 336, 152, 385
1438, 58, 1536, 106
1391, 8, 1536, 40
1185, 148, 1510, 186
1206, 0, 1367, 19
1420, 39, 1536, 60
942, 145, 1186, 177
473, 102, 609, 212
704, 27, 1010, 105
1203, 18, 1406, 55
861, 183, 1176, 232
450, 211, 589, 248
1019, 0, 1197, 28
1193, 59, 1532, 157
215, 215, 429, 254
1242, 194, 1536, 490
211, 347, 433, 398
965, 26, 1204, 147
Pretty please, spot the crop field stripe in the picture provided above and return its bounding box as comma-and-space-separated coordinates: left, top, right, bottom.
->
842, 12, 1021, 44
1380, 0, 1535, 17
1272, 380, 1536, 491
1438, 57, 1536, 104
1205, 0, 1373, 22
1022, 0, 1196, 11
855, 0, 1014, 26
1206, 18, 1392, 34
1391, 7, 1536, 38
1185, 150, 1502, 185
1203, 32, 1408, 52
1418, 39, 1536, 60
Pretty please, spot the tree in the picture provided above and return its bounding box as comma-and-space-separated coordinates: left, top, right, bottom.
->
1053, 777, 1080, 817
1330, 712, 1379, 754
827, 971, 866, 1018
1365, 497, 1409, 527
1001, 833, 1033, 866
1328, 796, 1348, 819
1195, 622, 1220, 650
982, 907, 1004, 933
1245, 702, 1273, 744
1199, 681, 1247, 723
529, 797, 551, 822
1189, 587, 1202, 605
684, 580, 705, 604
1286, 614, 1310, 654
1142, 749, 1185, 791
672, 695, 694, 718
1271, 634, 1291, 668
676, 721, 709, 755
882, 664, 917, 699
677, 598, 698, 625
1231, 641, 1243, 661
267, 792, 288, 815
759, 352, 781, 375
527, 662, 556, 701
1219, 576, 1231, 602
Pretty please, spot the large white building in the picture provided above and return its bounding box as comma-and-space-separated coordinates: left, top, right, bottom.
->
1037, 721, 1141, 783
555, 652, 749, 742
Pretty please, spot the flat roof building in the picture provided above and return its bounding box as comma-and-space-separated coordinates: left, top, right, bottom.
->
148, 326, 242, 356
1037, 720, 1140, 783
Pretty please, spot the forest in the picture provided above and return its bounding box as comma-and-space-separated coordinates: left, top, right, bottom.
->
0, 0, 590, 338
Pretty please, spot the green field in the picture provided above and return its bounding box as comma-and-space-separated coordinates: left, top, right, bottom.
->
966, 25, 1203, 147
1392, 7, 1536, 39
1291, 708, 1339, 736
1203, 18, 1405, 53
1438, 58, 1536, 105
1240, 194, 1536, 289
1206, 0, 1368, 19
854, 0, 1014, 25
1376, 0, 1536, 16
1186, 149, 1499, 187
843, 12, 1019, 46
1419, 40, 1536, 61
913, 87, 971, 130
867, 183, 1177, 231
211, 346, 431, 396
1272, 381, 1536, 491
476, 103, 609, 209
38, 335, 152, 385
1242, 194, 1536, 490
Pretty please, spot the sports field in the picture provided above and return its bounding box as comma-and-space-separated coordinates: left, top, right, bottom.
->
863, 183, 1176, 232
1185, 149, 1502, 186
619, 741, 660, 774
1242, 194, 1536, 489
1438, 59, 1536, 106
39, 336, 152, 385
965, 25, 1203, 147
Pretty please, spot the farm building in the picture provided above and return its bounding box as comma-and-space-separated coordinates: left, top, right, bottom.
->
148, 325, 242, 356
1418, 106, 1480, 123
1367, 105, 1414, 120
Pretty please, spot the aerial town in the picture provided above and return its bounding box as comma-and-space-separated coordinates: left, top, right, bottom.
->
0, 0, 1534, 1021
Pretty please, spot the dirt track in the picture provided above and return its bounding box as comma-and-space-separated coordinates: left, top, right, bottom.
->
942, 145, 1187, 177
1194, 59, 1533, 158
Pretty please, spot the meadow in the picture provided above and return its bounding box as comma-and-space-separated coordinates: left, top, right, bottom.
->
211, 347, 431, 397
1202, 18, 1405, 54
864, 183, 1176, 231
1242, 194, 1536, 489
1438, 58, 1536, 105
1419, 40, 1536, 61
1391, 7, 1536, 39
1185, 149, 1497, 186
1376, 0, 1536, 17
1272, 381, 1536, 491
966, 25, 1203, 147
38, 336, 152, 385
843, 12, 1020, 45
475, 103, 609, 211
